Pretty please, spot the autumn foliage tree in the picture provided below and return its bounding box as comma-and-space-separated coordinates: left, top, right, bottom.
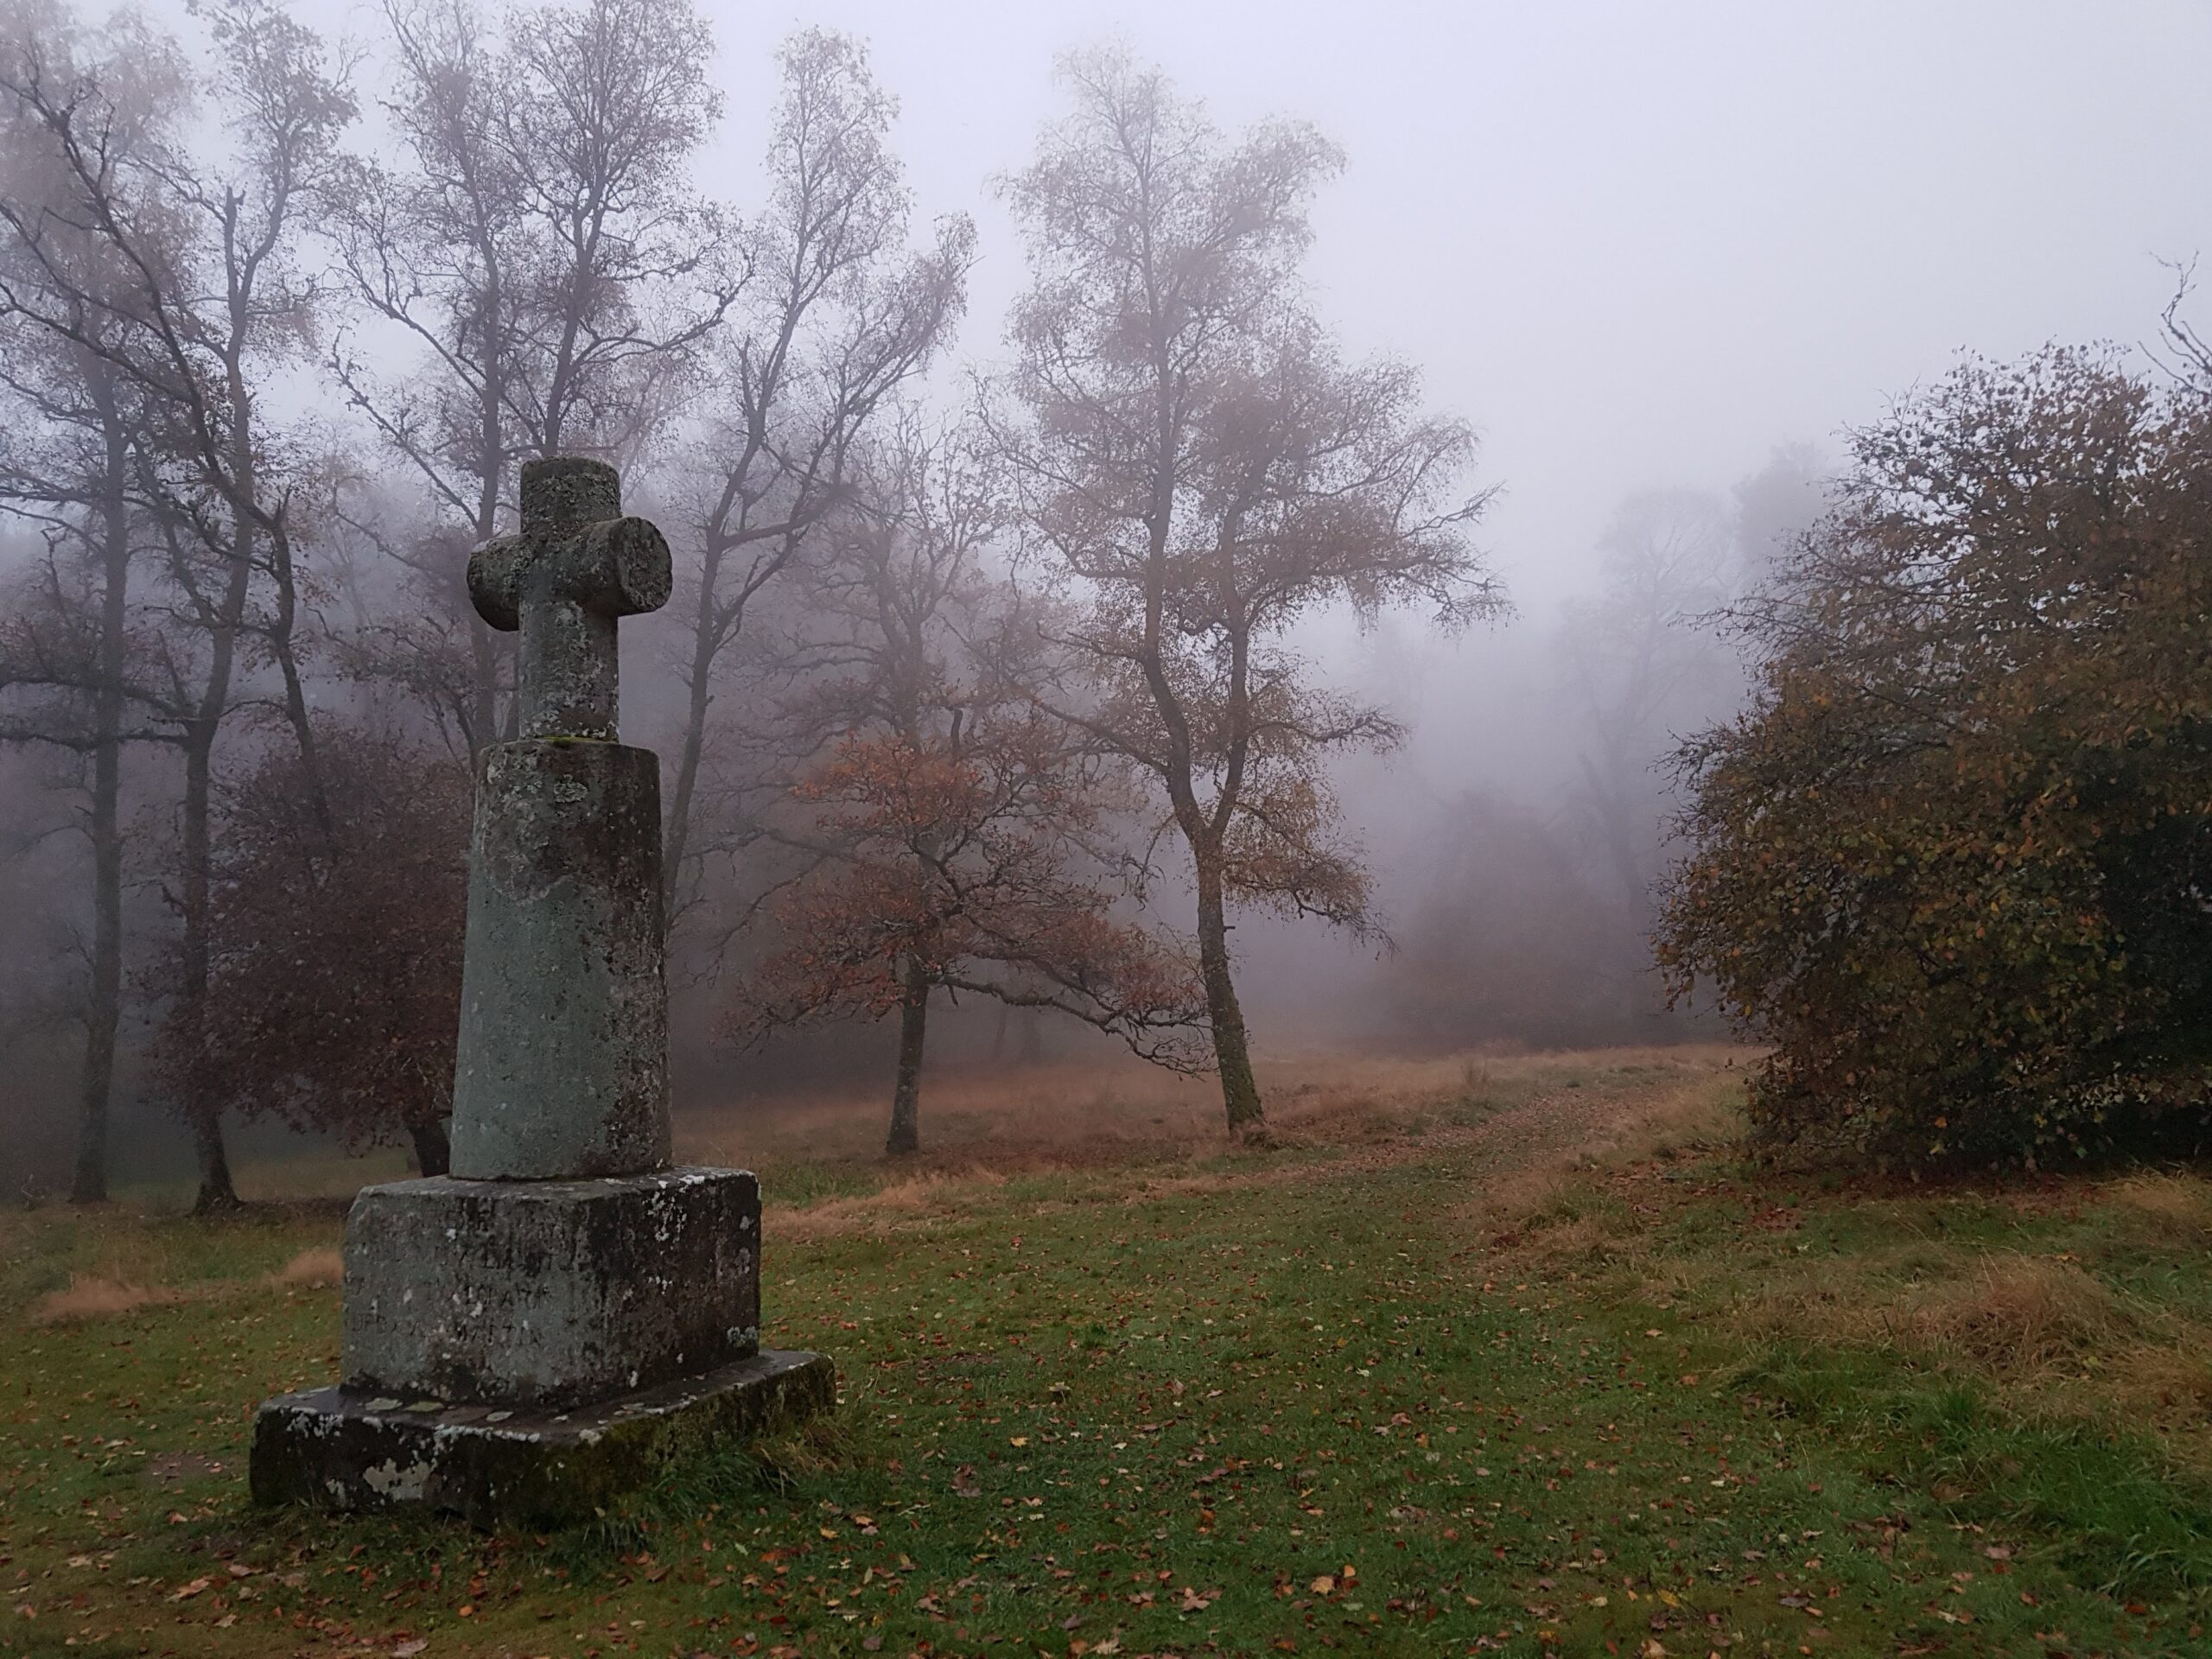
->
1660, 346, 2212, 1167
734, 438, 1204, 1154
993, 51, 1498, 1141
155, 722, 470, 1172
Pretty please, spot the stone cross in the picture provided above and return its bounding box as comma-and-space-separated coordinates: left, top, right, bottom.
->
468, 457, 672, 741
251, 453, 830, 1529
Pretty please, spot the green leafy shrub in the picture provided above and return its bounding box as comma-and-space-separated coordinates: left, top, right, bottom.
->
1661, 346, 2212, 1166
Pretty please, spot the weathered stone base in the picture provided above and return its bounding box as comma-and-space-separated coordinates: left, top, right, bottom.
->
251, 1349, 833, 1528
344, 1167, 760, 1408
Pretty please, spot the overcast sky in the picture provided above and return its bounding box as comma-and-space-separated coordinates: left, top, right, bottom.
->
250, 0, 2210, 613
649, 0, 2212, 616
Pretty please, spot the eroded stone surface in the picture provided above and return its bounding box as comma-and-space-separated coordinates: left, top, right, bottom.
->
467, 456, 671, 743
252, 1349, 833, 1527
344, 1169, 759, 1408
448, 739, 670, 1180
250, 456, 829, 1524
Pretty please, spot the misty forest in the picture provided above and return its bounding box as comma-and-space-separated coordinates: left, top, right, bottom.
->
4, 2, 2212, 1656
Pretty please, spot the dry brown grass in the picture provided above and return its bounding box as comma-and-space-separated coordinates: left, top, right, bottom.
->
2104, 1342, 2212, 1425
272, 1246, 344, 1287
30, 1274, 200, 1324
1901, 1254, 2133, 1369
29, 1247, 347, 1324
681, 1043, 1749, 1179
766, 1167, 1011, 1241
1713, 1244, 2136, 1372
2106, 1170, 2212, 1245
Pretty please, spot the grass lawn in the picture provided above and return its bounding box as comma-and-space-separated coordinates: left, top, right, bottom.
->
4, 1048, 2210, 1657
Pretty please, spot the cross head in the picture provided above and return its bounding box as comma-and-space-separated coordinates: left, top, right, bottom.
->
468, 457, 671, 741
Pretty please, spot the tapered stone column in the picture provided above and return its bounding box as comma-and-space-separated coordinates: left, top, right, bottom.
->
250, 460, 830, 1526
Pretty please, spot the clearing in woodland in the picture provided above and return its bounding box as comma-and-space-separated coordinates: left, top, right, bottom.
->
3, 1046, 2209, 1657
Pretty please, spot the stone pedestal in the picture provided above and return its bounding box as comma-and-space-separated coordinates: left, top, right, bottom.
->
247, 456, 829, 1528
343, 1169, 760, 1408
252, 1350, 835, 1528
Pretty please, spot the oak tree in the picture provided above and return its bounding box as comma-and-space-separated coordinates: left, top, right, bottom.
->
733, 435, 1203, 1154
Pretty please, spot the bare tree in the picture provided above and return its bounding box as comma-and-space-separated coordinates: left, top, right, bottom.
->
661, 29, 970, 922
0, 0, 353, 1208
991, 51, 1498, 1141
333, 0, 737, 747
0, 6, 184, 1202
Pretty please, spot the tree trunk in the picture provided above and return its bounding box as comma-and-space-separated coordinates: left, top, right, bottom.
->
409, 1117, 451, 1177
264, 524, 332, 842
179, 717, 238, 1211
73, 420, 130, 1205
1193, 854, 1265, 1141
885, 957, 931, 1156
171, 477, 256, 1215
72, 641, 125, 1211
188, 1097, 238, 1214
664, 542, 725, 909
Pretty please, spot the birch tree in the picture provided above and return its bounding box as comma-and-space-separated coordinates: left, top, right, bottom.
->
993, 51, 1498, 1141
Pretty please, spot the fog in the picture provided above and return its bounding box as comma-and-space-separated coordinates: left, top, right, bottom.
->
705, 0, 2210, 609
3, 0, 2208, 1192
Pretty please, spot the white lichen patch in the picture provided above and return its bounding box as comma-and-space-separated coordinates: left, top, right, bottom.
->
360, 1458, 429, 1501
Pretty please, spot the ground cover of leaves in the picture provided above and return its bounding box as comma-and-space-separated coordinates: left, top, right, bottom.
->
4, 1050, 2209, 1658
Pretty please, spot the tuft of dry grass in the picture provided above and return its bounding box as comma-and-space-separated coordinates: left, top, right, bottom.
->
29, 1246, 347, 1324
767, 1166, 1012, 1241
31, 1274, 198, 1325
1900, 1254, 2133, 1370
2105, 1342, 2212, 1425
1729, 1249, 2134, 1373
272, 1246, 344, 1287
2106, 1170, 2212, 1245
